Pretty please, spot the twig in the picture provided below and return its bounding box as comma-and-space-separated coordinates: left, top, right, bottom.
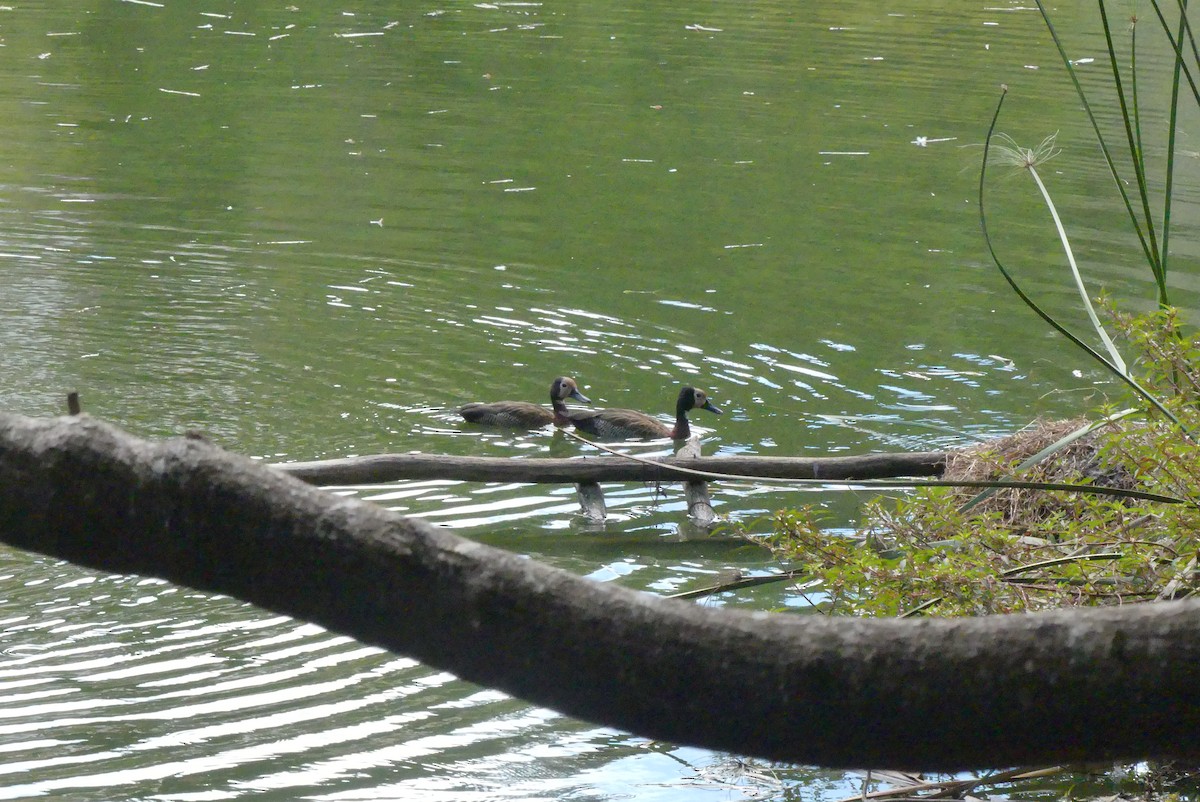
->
667, 569, 807, 600
833, 765, 1063, 802
900, 597, 943, 617
1000, 553, 1125, 577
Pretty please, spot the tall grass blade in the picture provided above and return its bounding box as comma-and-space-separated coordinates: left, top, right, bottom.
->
1160, 0, 1191, 283
1176, 0, 1200, 70
1099, 0, 1166, 300
1022, 156, 1127, 372
822, 477, 1183, 505
977, 88, 1192, 438
1034, 0, 1162, 279
1147, 0, 1200, 106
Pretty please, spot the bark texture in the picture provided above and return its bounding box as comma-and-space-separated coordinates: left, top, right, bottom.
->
1, 413, 1199, 771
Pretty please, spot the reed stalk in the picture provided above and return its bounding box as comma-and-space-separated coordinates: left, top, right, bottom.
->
977, 88, 1190, 437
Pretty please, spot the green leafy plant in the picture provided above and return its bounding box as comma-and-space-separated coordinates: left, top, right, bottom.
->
763, 311, 1200, 617
764, 1, 1200, 619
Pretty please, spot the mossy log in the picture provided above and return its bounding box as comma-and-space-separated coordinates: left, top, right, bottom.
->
275, 450, 947, 485
1, 413, 1199, 771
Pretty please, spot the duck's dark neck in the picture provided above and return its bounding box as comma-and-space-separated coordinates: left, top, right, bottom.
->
551, 397, 572, 426
670, 405, 691, 440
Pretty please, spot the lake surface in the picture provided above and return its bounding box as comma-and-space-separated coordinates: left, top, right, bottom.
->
1, 1, 1196, 799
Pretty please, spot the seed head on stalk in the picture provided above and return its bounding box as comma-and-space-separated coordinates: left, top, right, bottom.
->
990, 131, 1062, 171
990, 131, 1127, 375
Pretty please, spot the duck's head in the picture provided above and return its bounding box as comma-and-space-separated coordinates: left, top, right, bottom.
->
551, 376, 591, 404
678, 386, 722, 415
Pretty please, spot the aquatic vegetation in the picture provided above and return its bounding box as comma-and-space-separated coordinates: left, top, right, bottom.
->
767, 0, 1200, 620
764, 309, 1200, 618
988, 130, 1126, 374
758, 4, 1200, 793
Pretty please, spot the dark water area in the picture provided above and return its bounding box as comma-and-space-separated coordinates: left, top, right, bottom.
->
0, 1, 1196, 799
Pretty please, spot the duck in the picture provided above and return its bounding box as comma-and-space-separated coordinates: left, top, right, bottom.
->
568, 386, 722, 440
458, 376, 591, 428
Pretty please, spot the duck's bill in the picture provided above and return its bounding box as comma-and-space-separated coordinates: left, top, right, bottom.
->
571, 390, 592, 404
702, 401, 723, 415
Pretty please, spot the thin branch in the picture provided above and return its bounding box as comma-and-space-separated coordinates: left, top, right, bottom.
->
1000, 552, 1125, 577
565, 431, 1187, 505
833, 766, 1065, 802
667, 569, 807, 600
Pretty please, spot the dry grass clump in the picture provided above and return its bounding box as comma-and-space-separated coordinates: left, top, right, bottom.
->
941, 418, 1138, 527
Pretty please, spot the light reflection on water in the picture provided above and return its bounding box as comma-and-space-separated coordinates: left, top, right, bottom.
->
1, 0, 1188, 798
0, 551, 818, 802
0, 288, 1064, 799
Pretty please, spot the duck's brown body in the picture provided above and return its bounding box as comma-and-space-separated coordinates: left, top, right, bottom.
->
568, 386, 721, 440
459, 377, 590, 428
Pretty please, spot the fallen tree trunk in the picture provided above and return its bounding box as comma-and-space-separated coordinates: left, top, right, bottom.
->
1, 412, 1198, 771
274, 451, 947, 485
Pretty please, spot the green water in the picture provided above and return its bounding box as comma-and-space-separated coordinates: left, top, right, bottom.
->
0, 1, 1195, 799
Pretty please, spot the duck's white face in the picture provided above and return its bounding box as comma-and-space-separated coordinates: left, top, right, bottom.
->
553, 378, 589, 403
689, 389, 722, 415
